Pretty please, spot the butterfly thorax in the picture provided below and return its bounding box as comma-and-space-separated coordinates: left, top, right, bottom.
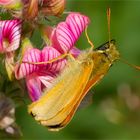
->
78, 40, 120, 83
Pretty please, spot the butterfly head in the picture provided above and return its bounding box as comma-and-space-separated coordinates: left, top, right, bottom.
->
96, 40, 120, 63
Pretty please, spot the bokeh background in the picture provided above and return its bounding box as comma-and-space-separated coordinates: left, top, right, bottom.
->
3, 0, 140, 139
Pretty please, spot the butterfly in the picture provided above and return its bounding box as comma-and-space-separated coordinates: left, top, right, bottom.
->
28, 38, 120, 131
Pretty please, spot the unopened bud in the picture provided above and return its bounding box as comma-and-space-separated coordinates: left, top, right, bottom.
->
40, 0, 65, 16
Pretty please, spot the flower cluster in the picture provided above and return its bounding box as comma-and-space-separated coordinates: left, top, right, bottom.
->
0, 0, 90, 102
0, 0, 90, 135
0, 0, 65, 19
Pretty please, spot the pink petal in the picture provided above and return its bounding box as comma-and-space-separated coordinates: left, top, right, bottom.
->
41, 46, 66, 72
0, 19, 21, 53
26, 73, 42, 101
69, 47, 81, 58
15, 46, 67, 80
26, 71, 56, 101
15, 48, 41, 79
37, 71, 56, 89
66, 13, 90, 40
51, 13, 90, 53
52, 22, 75, 53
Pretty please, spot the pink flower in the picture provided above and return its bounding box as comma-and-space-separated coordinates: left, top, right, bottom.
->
0, 19, 21, 53
15, 46, 66, 80
0, 19, 21, 80
26, 71, 56, 101
15, 13, 90, 101
15, 44, 66, 101
44, 13, 90, 54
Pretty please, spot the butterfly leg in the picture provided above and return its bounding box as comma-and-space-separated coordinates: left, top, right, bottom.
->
85, 27, 94, 49
22, 53, 70, 65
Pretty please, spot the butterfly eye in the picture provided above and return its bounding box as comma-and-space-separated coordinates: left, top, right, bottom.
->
96, 39, 116, 51
96, 43, 109, 51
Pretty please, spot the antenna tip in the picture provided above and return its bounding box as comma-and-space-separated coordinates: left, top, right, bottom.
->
107, 7, 111, 16
107, 7, 111, 14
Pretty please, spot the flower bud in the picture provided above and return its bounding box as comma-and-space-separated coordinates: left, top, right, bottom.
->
40, 0, 65, 16
5, 52, 15, 81
23, 0, 39, 20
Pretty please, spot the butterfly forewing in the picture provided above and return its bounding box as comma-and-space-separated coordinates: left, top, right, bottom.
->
28, 57, 94, 127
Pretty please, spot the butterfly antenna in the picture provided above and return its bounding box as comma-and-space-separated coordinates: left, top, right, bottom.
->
85, 27, 95, 49
107, 8, 111, 45
107, 8, 140, 71
120, 58, 140, 71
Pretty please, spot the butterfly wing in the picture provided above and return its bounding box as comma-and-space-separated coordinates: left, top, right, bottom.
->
28, 58, 94, 130
49, 53, 115, 130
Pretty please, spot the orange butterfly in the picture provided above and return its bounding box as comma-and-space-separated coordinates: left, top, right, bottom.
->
28, 8, 121, 131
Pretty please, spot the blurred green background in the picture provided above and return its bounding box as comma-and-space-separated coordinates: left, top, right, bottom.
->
4, 0, 140, 139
